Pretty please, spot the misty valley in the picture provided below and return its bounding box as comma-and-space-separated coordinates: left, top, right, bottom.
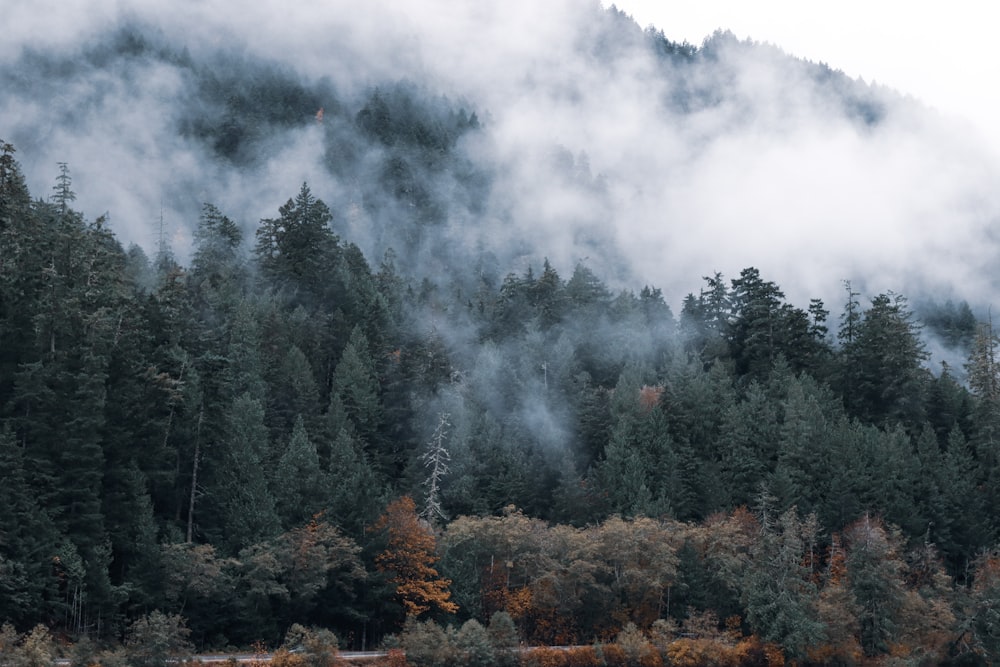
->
4, 3, 1000, 666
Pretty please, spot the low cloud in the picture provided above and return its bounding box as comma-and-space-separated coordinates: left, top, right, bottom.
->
4, 0, 1000, 314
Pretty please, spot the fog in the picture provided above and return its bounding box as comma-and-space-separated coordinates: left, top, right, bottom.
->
4, 0, 1000, 312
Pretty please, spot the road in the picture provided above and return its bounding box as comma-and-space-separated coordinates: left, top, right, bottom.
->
189, 650, 389, 663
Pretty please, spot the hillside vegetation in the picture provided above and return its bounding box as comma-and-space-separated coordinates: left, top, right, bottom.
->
3, 6, 1000, 665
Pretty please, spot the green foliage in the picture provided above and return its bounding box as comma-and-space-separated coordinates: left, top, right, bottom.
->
332, 327, 384, 454
487, 612, 520, 667
844, 516, 906, 657
2, 136, 999, 664
740, 500, 825, 659
282, 624, 340, 667
255, 183, 340, 300
454, 619, 496, 667
398, 618, 459, 667
124, 611, 193, 667
274, 416, 326, 527
216, 393, 280, 552
838, 292, 930, 429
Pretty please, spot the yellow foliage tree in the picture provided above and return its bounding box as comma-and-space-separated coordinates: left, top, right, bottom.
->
374, 496, 458, 617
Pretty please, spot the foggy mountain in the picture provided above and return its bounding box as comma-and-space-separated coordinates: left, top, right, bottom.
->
6, 0, 999, 311
9, 4, 1000, 657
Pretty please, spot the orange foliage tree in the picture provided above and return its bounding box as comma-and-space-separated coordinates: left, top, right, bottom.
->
374, 496, 459, 617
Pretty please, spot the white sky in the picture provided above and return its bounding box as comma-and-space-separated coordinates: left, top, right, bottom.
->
605, 0, 1000, 152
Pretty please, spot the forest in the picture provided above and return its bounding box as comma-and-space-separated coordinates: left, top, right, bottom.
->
3, 5, 1000, 667
2, 131, 1000, 665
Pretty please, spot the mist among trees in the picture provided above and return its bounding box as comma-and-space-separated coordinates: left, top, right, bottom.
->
4, 3, 1000, 665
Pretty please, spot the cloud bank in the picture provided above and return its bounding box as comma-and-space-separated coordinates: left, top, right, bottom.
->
4, 0, 1000, 311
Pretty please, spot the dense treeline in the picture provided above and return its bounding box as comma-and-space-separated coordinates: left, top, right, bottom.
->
3, 135, 1000, 665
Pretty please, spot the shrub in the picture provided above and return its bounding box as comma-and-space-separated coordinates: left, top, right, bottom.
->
281, 624, 341, 667
123, 612, 193, 667
398, 619, 459, 667
563, 646, 602, 667
488, 612, 520, 667
384, 648, 408, 667
664, 638, 732, 667
270, 648, 309, 667
601, 644, 627, 667
614, 624, 660, 667
18, 625, 57, 667
648, 620, 677, 652
523, 647, 568, 667
455, 619, 495, 667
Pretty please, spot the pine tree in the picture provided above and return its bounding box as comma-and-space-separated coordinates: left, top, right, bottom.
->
844, 515, 906, 657
273, 415, 325, 527
597, 416, 655, 517
530, 259, 565, 328
332, 326, 384, 462
254, 183, 339, 299
718, 382, 778, 508
772, 376, 832, 515
223, 299, 267, 403
191, 203, 244, 289
0, 427, 61, 626
729, 267, 786, 378
741, 501, 824, 659
51, 162, 76, 212
267, 344, 320, 436
839, 292, 930, 429
216, 393, 280, 553
102, 461, 161, 612
325, 425, 386, 538
966, 317, 1000, 495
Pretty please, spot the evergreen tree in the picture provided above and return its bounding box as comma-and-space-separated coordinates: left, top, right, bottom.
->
223, 299, 267, 403
530, 259, 565, 328
325, 425, 386, 538
678, 273, 732, 366
718, 381, 778, 508
102, 461, 161, 612
839, 292, 930, 429
565, 262, 611, 311
267, 343, 320, 436
741, 498, 824, 659
728, 267, 786, 378
273, 415, 326, 527
254, 183, 339, 299
0, 427, 61, 626
597, 416, 656, 517
772, 376, 833, 515
844, 515, 906, 657
191, 203, 244, 291
967, 317, 1000, 507
331, 326, 384, 465
215, 393, 280, 553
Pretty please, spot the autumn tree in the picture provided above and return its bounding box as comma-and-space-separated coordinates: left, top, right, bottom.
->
374, 496, 458, 618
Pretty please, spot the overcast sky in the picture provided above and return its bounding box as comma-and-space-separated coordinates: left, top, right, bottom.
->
606, 1, 1000, 152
